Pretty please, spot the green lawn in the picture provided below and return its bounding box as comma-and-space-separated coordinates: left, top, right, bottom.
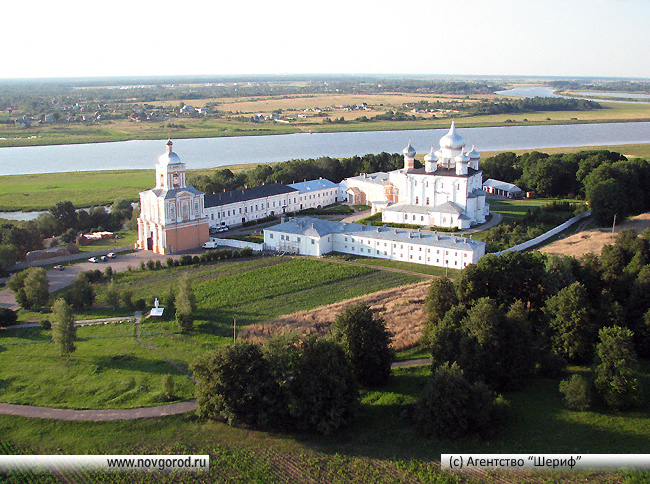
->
2, 364, 650, 482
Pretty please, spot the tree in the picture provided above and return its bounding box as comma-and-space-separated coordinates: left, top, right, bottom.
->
190, 342, 285, 428
594, 326, 641, 410
414, 362, 508, 440
544, 282, 594, 363
0, 244, 19, 276
331, 303, 394, 386
428, 297, 534, 391
65, 271, 94, 308
104, 280, 121, 309
423, 277, 457, 346
52, 298, 76, 361
7, 267, 49, 311
559, 375, 591, 411
175, 275, 196, 332
288, 338, 360, 435
49, 201, 78, 233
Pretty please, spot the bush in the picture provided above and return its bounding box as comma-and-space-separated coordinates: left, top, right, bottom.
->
179, 255, 192, 266
415, 362, 507, 440
162, 375, 175, 401
0, 307, 18, 327
146, 260, 155, 270
104, 266, 113, 278
40, 319, 51, 330
240, 247, 253, 257
140, 261, 146, 271
166, 257, 175, 268
559, 374, 591, 411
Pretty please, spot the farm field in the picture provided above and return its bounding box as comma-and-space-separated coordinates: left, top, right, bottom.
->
3, 94, 650, 148
1, 257, 422, 409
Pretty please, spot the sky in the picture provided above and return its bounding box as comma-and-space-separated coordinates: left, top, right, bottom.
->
2, 0, 649, 80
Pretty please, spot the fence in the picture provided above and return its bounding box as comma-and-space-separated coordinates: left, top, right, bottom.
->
493, 210, 591, 256
211, 238, 264, 252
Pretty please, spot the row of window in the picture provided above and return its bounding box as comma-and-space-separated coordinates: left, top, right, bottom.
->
341, 245, 468, 267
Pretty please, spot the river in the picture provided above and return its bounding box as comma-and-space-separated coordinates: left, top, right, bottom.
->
1, 122, 650, 177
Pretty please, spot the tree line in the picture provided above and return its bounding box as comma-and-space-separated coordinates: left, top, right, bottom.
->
420, 230, 650, 438
192, 303, 394, 435
481, 149, 650, 225
189, 152, 414, 195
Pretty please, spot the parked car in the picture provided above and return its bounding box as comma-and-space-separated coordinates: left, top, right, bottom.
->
202, 241, 219, 249
107, 252, 116, 258
88, 257, 98, 263
100, 255, 108, 262
53, 265, 64, 271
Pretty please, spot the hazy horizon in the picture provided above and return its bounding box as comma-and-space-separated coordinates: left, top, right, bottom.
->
2, 0, 648, 81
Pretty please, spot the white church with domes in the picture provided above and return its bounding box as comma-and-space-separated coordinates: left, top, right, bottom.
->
340, 122, 489, 229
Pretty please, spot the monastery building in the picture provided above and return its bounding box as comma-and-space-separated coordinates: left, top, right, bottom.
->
340, 122, 489, 229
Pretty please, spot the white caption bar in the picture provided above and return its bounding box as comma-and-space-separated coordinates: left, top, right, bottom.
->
442, 454, 650, 471
0, 455, 209, 473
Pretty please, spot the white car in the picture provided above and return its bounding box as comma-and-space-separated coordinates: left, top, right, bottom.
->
88, 257, 98, 263
202, 241, 218, 249
107, 252, 116, 258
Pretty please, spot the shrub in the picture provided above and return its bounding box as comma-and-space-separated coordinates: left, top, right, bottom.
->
240, 247, 253, 257
104, 266, 113, 278
0, 307, 18, 327
40, 319, 51, 330
162, 375, 174, 401
559, 374, 591, 411
179, 255, 192, 266
140, 261, 146, 271
146, 260, 155, 270
166, 257, 175, 268
155, 260, 162, 270
415, 362, 507, 440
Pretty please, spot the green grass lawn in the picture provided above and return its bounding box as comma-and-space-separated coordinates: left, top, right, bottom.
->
2, 364, 650, 482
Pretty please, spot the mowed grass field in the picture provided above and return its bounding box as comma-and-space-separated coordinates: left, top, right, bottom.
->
2, 363, 650, 483
0, 257, 422, 409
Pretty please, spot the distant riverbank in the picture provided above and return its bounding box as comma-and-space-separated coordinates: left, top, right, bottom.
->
1, 142, 650, 215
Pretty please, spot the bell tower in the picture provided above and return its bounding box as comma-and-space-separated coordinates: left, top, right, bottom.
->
155, 140, 186, 190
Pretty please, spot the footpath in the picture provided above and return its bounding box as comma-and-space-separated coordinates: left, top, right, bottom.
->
0, 358, 429, 421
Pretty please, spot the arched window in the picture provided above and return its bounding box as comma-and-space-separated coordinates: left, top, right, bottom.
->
194, 201, 199, 216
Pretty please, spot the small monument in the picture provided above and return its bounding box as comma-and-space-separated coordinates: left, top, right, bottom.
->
149, 297, 164, 317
